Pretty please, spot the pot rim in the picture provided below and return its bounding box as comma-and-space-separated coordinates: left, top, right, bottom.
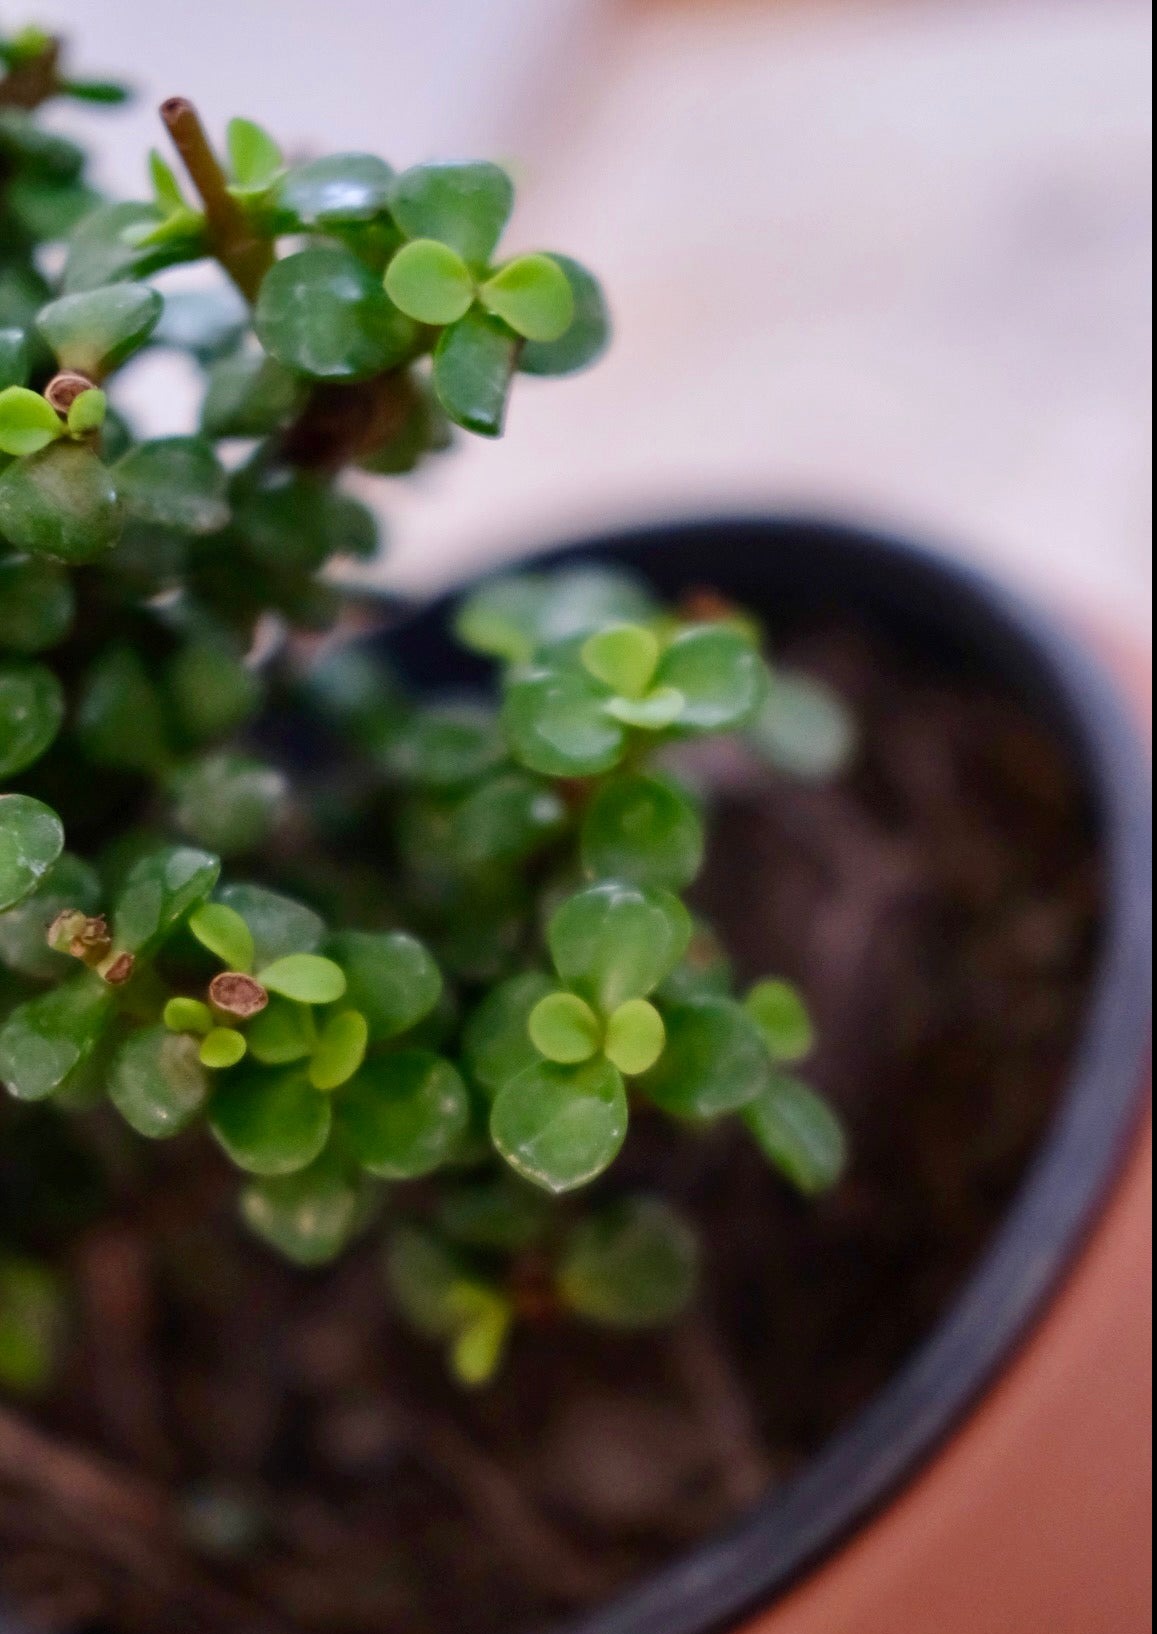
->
380, 513, 1151, 1634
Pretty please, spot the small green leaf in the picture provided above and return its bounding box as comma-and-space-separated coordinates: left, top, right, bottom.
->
113, 846, 221, 956
247, 998, 315, 1066
747, 670, 858, 784
276, 153, 395, 226
655, 625, 767, 733
62, 78, 131, 106
480, 254, 574, 343
210, 1067, 332, 1176
385, 239, 475, 326
226, 118, 284, 195
445, 771, 567, 869
491, 1057, 628, 1194
503, 659, 625, 777
0, 442, 121, 563
167, 640, 262, 743
0, 972, 112, 1102
67, 388, 107, 437
36, 284, 163, 376
340, 1050, 469, 1179
163, 997, 214, 1036
113, 437, 229, 535
642, 998, 771, 1120
744, 1074, 848, 1196
581, 624, 660, 699
217, 885, 323, 969
520, 255, 611, 377
433, 309, 519, 438
77, 646, 170, 774
0, 387, 64, 456
241, 1151, 367, 1266
437, 1177, 550, 1252
390, 162, 514, 264
255, 247, 417, 382
309, 1010, 369, 1092
0, 1256, 64, 1396
189, 903, 256, 973
745, 979, 815, 1064
582, 774, 705, 892
200, 346, 303, 439
61, 200, 199, 293
604, 685, 686, 731
327, 931, 442, 1044
0, 327, 30, 390
463, 972, 555, 1098
0, 557, 74, 655
0, 662, 65, 778
149, 149, 187, 214
528, 992, 602, 1065
259, 954, 347, 1005
559, 1198, 698, 1329
0, 795, 65, 912
109, 1025, 211, 1138
549, 882, 692, 1015
200, 1028, 248, 1070
169, 754, 286, 856
383, 702, 506, 790
604, 998, 666, 1076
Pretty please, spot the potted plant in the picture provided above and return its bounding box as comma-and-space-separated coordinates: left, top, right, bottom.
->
1, 28, 1151, 1634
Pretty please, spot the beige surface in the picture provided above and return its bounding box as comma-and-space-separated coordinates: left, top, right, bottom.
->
372, 0, 1152, 644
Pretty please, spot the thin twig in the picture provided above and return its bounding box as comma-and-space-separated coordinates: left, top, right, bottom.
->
159, 96, 273, 301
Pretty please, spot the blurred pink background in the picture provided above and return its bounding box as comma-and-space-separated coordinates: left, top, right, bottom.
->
41, 0, 1153, 642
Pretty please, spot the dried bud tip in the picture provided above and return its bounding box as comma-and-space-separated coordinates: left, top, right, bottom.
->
45, 371, 97, 415
209, 972, 269, 1021
49, 912, 112, 964
99, 952, 137, 987
48, 910, 90, 955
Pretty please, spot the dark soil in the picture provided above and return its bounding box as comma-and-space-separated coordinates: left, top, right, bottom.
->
0, 626, 1101, 1634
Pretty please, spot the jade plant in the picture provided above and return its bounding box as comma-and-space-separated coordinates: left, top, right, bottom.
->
0, 27, 847, 1392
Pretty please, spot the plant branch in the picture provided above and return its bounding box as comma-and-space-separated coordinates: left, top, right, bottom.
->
0, 38, 61, 110
279, 371, 416, 473
159, 96, 273, 302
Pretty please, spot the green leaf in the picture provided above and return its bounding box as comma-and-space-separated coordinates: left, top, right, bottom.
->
655, 626, 767, 733
167, 640, 262, 743
0, 1256, 64, 1396
163, 997, 213, 1036
444, 771, 567, 870
581, 774, 704, 892
462, 971, 555, 1098
169, 754, 286, 856
385, 1224, 479, 1339
433, 309, 520, 438
255, 247, 417, 382
747, 670, 858, 783
61, 201, 200, 293
149, 149, 187, 214
580, 623, 660, 699
528, 992, 602, 1065
339, 1050, 469, 1179
326, 931, 442, 1044
77, 646, 170, 774
480, 254, 574, 343
226, 118, 284, 195
383, 701, 506, 790
745, 979, 815, 1064
241, 1151, 367, 1266
247, 998, 315, 1066
385, 239, 475, 326
113, 846, 221, 956
0, 558, 74, 659
549, 882, 692, 1015
661, 922, 734, 1005
259, 953, 347, 1005
0, 442, 121, 563
604, 998, 666, 1076
62, 78, 131, 106
200, 346, 304, 439
559, 1198, 698, 1328
210, 1066, 332, 1176
200, 1028, 249, 1070
276, 153, 395, 226
217, 884, 322, 969
520, 255, 611, 377
0, 971, 112, 1102
0, 795, 64, 912
108, 1025, 211, 1139
603, 685, 686, 731
309, 1010, 369, 1092
0, 327, 30, 390
67, 388, 108, 437
491, 1057, 628, 1194
113, 437, 229, 535
0, 853, 99, 979
641, 998, 771, 1120
455, 567, 656, 664
189, 903, 255, 973
744, 1074, 848, 1196
231, 464, 377, 570
0, 386, 64, 457
449, 1292, 514, 1389
0, 661, 65, 778
437, 1177, 550, 1253
390, 162, 514, 264
36, 284, 163, 376
502, 659, 625, 777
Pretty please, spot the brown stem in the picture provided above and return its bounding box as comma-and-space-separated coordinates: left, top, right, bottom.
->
279, 371, 417, 473
0, 38, 61, 110
159, 96, 273, 302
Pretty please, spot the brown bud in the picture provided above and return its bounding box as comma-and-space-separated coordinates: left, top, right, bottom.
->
44, 371, 97, 415
99, 952, 137, 988
48, 910, 91, 955
210, 972, 269, 1021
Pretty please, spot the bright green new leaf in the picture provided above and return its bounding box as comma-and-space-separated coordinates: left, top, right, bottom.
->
189, 903, 256, 973
247, 998, 316, 1066
163, 997, 214, 1036
390, 162, 514, 264
0, 386, 63, 456
559, 1197, 698, 1328
433, 308, 519, 438
217, 884, 323, 969
339, 1050, 469, 1180
528, 991, 602, 1065
549, 881, 692, 1016
0, 795, 64, 913
0, 442, 121, 563
309, 1010, 369, 1092
0, 972, 112, 1102
480, 254, 574, 343
520, 255, 611, 377
491, 1056, 628, 1194
226, 118, 284, 195
580, 623, 660, 699
744, 1074, 848, 1196
582, 774, 705, 892
67, 388, 107, 437
259, 953, 347, 1006
109, 1025, 211, 1139
745, 979, 816, 1064
0, 662, 65, 779
385, 239, 475, 326
200, 1028, 249, 1070
603, 685, 686, 731
604, 998, 666, 1076
36, 283, 163, 375
210, 1067, 332, 1176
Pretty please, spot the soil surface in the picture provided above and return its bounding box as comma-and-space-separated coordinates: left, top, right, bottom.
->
0, 625, 1100, 1634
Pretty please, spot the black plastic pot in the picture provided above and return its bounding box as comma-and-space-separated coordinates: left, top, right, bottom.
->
2, 516, 1151, 1634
